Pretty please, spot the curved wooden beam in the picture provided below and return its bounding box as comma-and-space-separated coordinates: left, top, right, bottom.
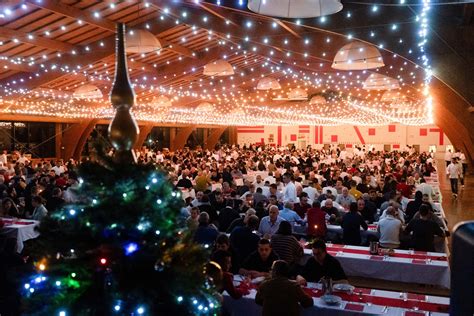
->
134, 124, 155, 150
204, 127, 227, 150
61, 119, 98, 160
171, 126, 195, 151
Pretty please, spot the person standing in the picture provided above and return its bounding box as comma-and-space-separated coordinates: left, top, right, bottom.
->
444, 149, 452, 168
341, 202, 368, 246
446, 158, 461, 198
255, 260, 313, 316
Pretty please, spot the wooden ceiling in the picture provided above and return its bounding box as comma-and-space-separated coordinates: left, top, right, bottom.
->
0, 0, 440, 125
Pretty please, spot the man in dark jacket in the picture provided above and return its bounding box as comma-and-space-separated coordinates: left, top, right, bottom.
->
256, 260, 313, 316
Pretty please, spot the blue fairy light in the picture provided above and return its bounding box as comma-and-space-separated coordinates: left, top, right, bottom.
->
124, 242, 138, 255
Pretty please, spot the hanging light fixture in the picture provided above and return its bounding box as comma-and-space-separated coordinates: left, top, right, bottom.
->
363, 73, 400, 90
203, 59, 234, 76
332, 41, 384, 70
288, 88, 308, 100
309, 95, 327, 105
257, 77, 281, 90
152, 95, 172, 107
125, 29, 161, 54
196, 102, 214, 112
381, 90, 406, 102
248, 0, 342, 18
73, 84, 103, 99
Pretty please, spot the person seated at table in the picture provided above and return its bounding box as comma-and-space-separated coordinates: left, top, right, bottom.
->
1, 197, 20, 218
198, 194, 218, 225
320, 198, 339, 221
341, 202, 368, 246
253, 187, 268, 207
266, 194, 282, 212
279, 202, 304, 225
230, 215, 260, 265
176, 172, 193, 189
258, 205, 284, 238
239, 238, 279, 278
210, 191, 227, 213
405, 205, 445, 252
211, 250, 245, 300
186, 206, 200, 231
28, 196, 48, 221
214, 233, 240, 274
317, 189, 336, 203
379, 201, 405, 224
349, 180, 363, 200
191, 190, 204, 207
218, 204, 240, 232
356, 198, 376, 224
306, 201, 328, 239
293, 193, 311, 218
377, 206, 403, 249
410, 200, 446, 231
405, 191, 423, 223
193, 212, 219, 245
335, 187, 356, 209
296, 239, 347, 285
227, 208, 255, 233
270, 221, 303, 267
256, 260, 314, 316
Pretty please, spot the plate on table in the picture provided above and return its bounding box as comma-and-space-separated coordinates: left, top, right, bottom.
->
333, 283, 355, 292
251, 276, 265, 284
321, 294, 342, 305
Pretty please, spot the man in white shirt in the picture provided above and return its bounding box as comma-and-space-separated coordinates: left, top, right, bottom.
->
444, 150, 452, 168
52, 160, 66, 176
282, 173, 297, 203
377, 207, 402, 249
446, 158, 461, 198
0, 150, 7, 165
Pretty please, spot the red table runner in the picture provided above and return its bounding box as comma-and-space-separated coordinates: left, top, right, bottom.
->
326, 246, 447, 261
302, 287, 449, 313
237, 281, 449, 313
1, 220, 35, 226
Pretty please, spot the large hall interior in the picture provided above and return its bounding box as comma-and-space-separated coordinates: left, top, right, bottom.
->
0, 0, 473, 315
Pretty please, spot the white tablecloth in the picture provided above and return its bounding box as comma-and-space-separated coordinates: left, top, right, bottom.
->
0, 219, 40, 253
223, 276, 449, 316
301, 246, 450, 289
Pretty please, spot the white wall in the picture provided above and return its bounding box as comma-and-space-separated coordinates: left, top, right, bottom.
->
237, 124, 451, 152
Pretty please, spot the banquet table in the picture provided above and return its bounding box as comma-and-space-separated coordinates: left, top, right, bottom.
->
0, 218, 40, 253
223, 275, 449, 316
301, 244, 450, 289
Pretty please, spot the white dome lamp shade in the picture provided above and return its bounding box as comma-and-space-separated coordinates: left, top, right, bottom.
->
288, 88, 308, 100
381, 90, 406, 102
363, 73, 400, 91
203, 59, 234, 77
196, 102, 214, 112
73, 84, 103, 99
248, 0, 342, 18
332, 41, 385, 70
309, 95, 327, 105
125, 29, 162, 54
152, 95, 172, 107
257, 77, 281, 90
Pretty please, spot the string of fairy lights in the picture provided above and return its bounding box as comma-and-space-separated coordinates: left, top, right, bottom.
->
0, 0, 433, 126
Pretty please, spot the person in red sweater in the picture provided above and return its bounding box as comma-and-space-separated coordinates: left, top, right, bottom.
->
211, 250, 247, 299
306, 201, 327, 239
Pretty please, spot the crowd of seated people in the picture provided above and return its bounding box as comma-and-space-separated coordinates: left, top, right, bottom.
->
0, 145, 457, 315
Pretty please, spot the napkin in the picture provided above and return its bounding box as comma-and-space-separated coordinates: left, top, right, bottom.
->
344, 303, 364, 311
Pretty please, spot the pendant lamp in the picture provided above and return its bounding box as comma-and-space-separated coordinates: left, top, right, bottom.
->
203, 60, 234, 76
309, 95, 327, 105
73, 84, 103, 99
257, 77, 281, 90
125, 29, 161, 54
332, 41, 384, 70
288, 88, 308, 100
248, 0, 342, 18
363, 73, 400, 90
152, 95, 172, 107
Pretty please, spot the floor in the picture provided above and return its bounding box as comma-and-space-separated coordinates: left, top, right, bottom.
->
350, 160, 474, 297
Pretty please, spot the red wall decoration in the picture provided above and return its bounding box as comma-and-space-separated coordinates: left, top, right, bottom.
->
388, 125, 396, 132
290, 134, 297, 141
368, 128, 376, 136
331, 135, 338, 142
419, 128, 428, 136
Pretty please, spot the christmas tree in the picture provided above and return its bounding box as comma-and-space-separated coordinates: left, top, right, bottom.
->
20, 23, 220, 316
